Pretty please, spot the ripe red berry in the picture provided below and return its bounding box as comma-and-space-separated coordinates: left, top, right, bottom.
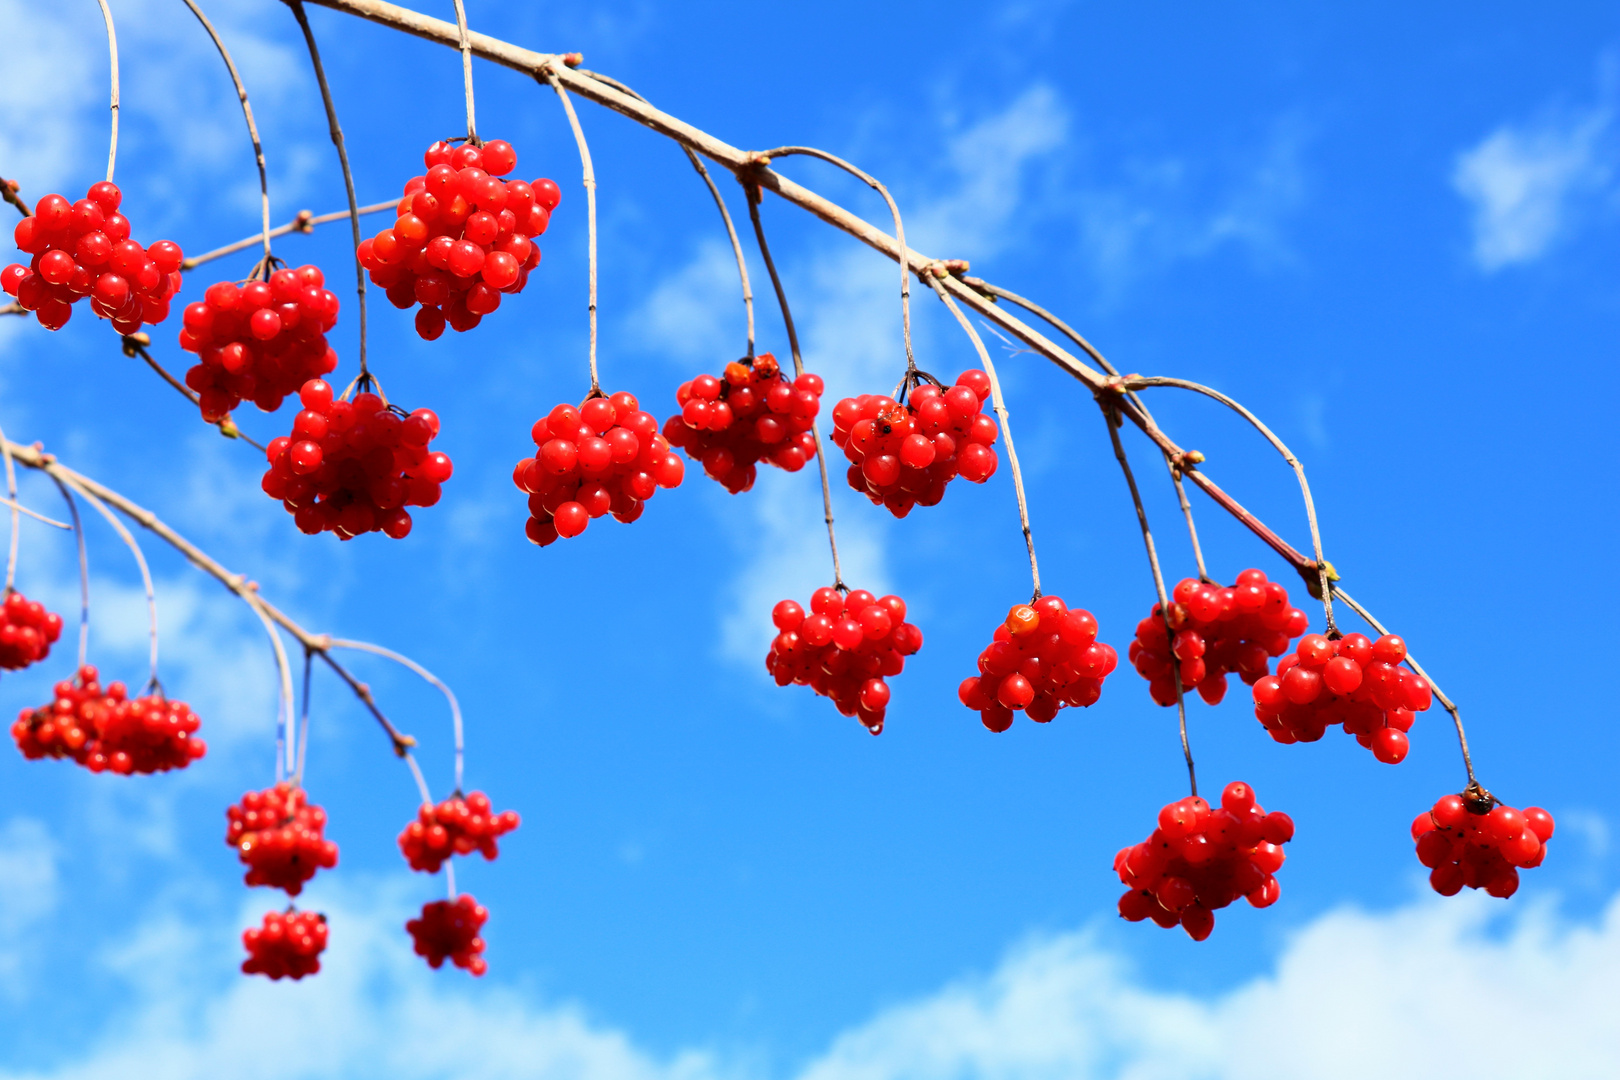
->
226, 782, 339, 895
242, 908, 328, 980
11, 665, 206, 774
1413, 791, 1552, 898
0, 590, 64, 671
407, 894, 489, 975
398, 791, 520, 873
663, 354, 823, 492
960, 597, 1117, 731
765, 588, 922, 733
1251, 631, 1432, 759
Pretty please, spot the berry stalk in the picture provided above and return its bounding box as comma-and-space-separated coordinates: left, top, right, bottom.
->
56, 474, 160, 693
95, 0, 119, 183
544, 69, 600, 394
450, 0, 479, 145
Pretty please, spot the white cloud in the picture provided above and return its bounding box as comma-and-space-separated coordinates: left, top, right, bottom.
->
0, 817, 57, 993
8, 882, 1620, 1079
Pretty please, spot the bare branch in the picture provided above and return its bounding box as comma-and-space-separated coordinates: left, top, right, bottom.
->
95, 0, 119, 182
181, 203, 396, 271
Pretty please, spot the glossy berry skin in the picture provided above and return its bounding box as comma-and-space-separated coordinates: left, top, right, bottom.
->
0, 590, 64, 671
663, 353, 824, 493
960, 596, 1118, 731
242, 908, 327, 980
1115, 781, 1294, 941
4, 182, 183, 333
178, 265, 340, 421
398, 791, 520, 873
829, 370, 999, 517
766, 587, 923, 734
1130, 569, 1310, 708
11, 665, 206, 774
226, 782, 339, 896
408, 895, 489, 975
1413, 792, 1552, 898
359, 139, 557, 338
1250, 631, 1432, 761
514, 391, 683, 545
261, 379, 450, 540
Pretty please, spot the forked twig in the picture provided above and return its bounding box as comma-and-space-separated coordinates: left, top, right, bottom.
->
327, 638, 464, 792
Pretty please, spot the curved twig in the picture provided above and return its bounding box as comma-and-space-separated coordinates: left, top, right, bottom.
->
57, 475, 160, 691
326, 638, 464, 792
0, 421, 18, 592
687, 151, 755, 357
94, 0, 119, 183
450, 0, 478, 144
542, 67, 600, 394
295, 646, 314, 783
52, 479, 90, 669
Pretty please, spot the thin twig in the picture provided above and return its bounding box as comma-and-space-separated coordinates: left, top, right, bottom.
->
543, 68, 600, 394
326, 638, 464, 792
181, 203, 395, 271
296, 647, 313, 783
450, 0, 478, 144
1167, 465, 1210, 582
403, 750, 434, 805
250, 595, 296, 782
686, 151, 755, 356
314, 648, 415, 756
287, 0, 369, 377
95, 0, 119, 182
57, 475, 160, 691
51, 479, 90, 669
744, 182, 844, 590
121, 336, 264, 450
0, 177, 31, 217
0, 421, 17, 592
927, 274, 1040, 599
0, 495, 70, 530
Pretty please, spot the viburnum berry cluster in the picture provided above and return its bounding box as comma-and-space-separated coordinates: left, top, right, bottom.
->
11, 666, 206, 774
359, 139, 558, 339
261, 379, 452, 539
765, 587, 923, 734
0, 590, 64, 671
1251, 632, 1432, 763
830, 371, 999, 517
3, 182, 183, 332
1115, 782, 1294, 941
957, 596, 1118, 731
514, 394, 684, 545
398, 791, 520, 874
178, 266, 341, 421
1413, 791, 1553, 899
662, 354, 823, 493
242, 908, 328, 980
407, 895, 489, 976
226, 782, 339, 895
1129, 570, 1310, 707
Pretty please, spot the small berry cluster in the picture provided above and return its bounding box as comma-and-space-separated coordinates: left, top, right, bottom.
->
407, 895, 489, 975
1251, 632, 1432, 763
765, 587, 923, 734
242, 909, 328, 980
226, 782, 339, 895
1413, 792, 1553, 899
0, 590, 64, 671
830, 371, 999, 517
514, 394, 684, 545
262, 379, 452, 540
957, 596, 1118, 731
359, 139, 558, 339
398, 791, 520, 873
178, 266, 340, 421
11, 666, 206, 774
662, 354, 823, 493
1115, 782, 1294, 941
4, 182, 182, 332
1129, 570, 1310, 707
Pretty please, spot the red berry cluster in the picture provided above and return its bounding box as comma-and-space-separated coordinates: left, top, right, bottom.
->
242, 908, 328, 980
359, 139, 558, 339
1251, 632, 1432, 763
1413, 792, 1553, 899
407, 895, 489, 975
514, 394, 684, 545
11, 666, 206, 774
226, 782, 339, 895
1129, 570, 1309, 707
957, 596, 1118, 731
0, 590, 64, 671
3, 182, 182, 332
262, 379, 451, 540
398, 791, 520, 874
1115, 782, 1294, 941
765, 587, 923, 734
830, 371, 999, 517
662, 354, 823, 493
178, 266, 340, 421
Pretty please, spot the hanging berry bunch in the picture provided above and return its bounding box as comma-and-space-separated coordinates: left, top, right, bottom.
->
225, 782, 340, 895
178, 266, 341, 422
3, 184, 183, 333
514, 394, 683, 545
829, 371, 999, 518
1115, 782, 1294, 941
398, 791, 520, 874
359, 139, 559, 339
0, 591, 64, 671
1251, 632, 1433, 763
662, 353, 823, 493
1413, 790, 1553, 899
1129, 570, 1310, 707
242, 908, 328, 980
261, 379, 452, 540
766, 587, 923, 735
958, 597, 1118, 732
11, 666, 206, 774
408, 895, 489, 975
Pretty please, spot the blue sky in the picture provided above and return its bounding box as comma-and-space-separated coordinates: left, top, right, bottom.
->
1, 1, 1618, 1077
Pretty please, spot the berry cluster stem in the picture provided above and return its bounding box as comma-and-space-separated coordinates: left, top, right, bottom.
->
0, 421, 17, 593
296, 646, 314, 784
685, 151, 755, 357
450, 0, 479, 145
327, 638, 465, 793
120, 335, 264, 449
95, 0, 119, 183
50, 478, 91, 670
544, 69, 600, 395
57, 474, 160, 692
